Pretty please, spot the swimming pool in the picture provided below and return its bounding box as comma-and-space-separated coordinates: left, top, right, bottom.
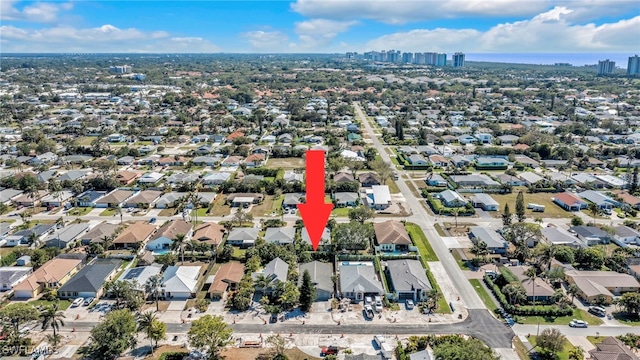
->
152, 249, 172, 256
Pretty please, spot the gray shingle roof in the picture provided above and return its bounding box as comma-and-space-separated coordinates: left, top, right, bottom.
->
386, 259, 431, 292
58, 259, 122, 293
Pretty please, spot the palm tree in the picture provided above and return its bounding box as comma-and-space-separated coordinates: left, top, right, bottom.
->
567, 284, 580, 303
172, 233, 187, 264
137, 311, 157, 355
254, 274, 276, 297
101, 235, 113, 251
40, 302, 66, 350
524, 266, 538, 305
427, 288, 442, 311
145, 274, 163, 312
588, 202, 599, 226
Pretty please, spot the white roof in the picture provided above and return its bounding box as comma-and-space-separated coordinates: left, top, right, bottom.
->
162, 265, 200, 293
370, 185, 391, 205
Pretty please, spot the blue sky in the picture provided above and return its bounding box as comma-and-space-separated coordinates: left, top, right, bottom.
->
1, 0, 639, 54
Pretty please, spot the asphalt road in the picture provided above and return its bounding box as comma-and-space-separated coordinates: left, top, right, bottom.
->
62, 310, 514, 349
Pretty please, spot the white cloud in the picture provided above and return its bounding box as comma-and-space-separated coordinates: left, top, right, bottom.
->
242, 30, 290, 51
291, 0, 639, 24
1, 0, 74, 23
365, 8, 640, 52
0, 24, 219, 53
294, 19, 358, 49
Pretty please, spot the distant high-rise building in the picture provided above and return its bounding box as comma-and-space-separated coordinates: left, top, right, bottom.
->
402, 52, 413, 63
628, 55, 640, 75
597, 59, 615, 75
346, 52, 356, 59
452, 52, 465, 67
413, 53, 425, 65
436, 53, 447, 67
109, 65, 131, 74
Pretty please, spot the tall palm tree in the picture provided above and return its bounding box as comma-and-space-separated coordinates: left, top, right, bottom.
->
145, 274, 163, 312
587, 203, 599, 226
524, 266, 538, 305
567, 284, 580, 303
427, 288, 442, 311
40, 302, 66, 350
172, 233, 187, 264
254, 274, 276, 297
137, 311, 157, 355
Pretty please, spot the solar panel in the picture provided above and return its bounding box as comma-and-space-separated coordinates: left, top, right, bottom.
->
122, 267, 143, 280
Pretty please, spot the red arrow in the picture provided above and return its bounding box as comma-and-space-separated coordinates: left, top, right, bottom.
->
298, 150, 333, 251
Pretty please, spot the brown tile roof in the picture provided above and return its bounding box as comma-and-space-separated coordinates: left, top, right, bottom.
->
226, 131, 245, 140
555, 192, 583, 206
374, 220, 412, 245
589, 337, 639, 360
14, 258, 82, 291
152, 220, 192, 241
117, 171, 141, 183
96, 189, 133, 204
209, 262, 245, 295
84, 222, 120, 242
193, 222, 225, 246
245, 154, 265, 162
126, 190, 162, 205
113, 221, 156, 244
614, 191, 640, 206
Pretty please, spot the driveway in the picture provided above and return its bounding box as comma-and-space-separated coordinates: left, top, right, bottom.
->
167, 300, 187, 311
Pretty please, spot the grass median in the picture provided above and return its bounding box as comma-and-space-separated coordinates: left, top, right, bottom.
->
406, 222, 439, 261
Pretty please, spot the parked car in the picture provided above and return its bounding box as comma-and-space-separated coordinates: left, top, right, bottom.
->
588, 306, 606, 317
149, 217, 157, 224
374, 296, 383, 312
406, 299, 415, 310
569, 319, 588, 328
71, 298, 84, 307
321, 346, 339, 356
83, 297, 94, 306
363, 304, 374, 319
365, 296, 373, 305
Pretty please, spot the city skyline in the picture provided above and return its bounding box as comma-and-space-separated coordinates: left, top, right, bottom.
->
1, 0, 639, 54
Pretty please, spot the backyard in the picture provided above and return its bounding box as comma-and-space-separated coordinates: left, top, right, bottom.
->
528, 336, 576, 360
489, 190, 572, 219
250, 195, 276, 216
265, 157, 305, 169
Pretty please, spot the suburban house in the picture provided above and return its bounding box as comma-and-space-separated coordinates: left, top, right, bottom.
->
79, 222, 119, 245
137, 172, 164, 184
569, 226, 611, 246
578, 190, 620, 210
209, 262, 245, 299
0, 189, 23, 205
509, 266, 555, 303
116, 171, 141, 185
202, 172, 232, 185
226, 228, 259, 248
124, 190, 162, 208
474, 132, 493, 144
5, 224, 55, 247
438, 190, 467, 207
146, 220, 192, 251
565, 270, 640, 304
118, 263, 163, 293
302, 227, 331, 249
339, 262, 385, 302
469, 227, 509, 254
365, 185, 392, 210
298, 261, 334, 301
253, 257, 289, 295
112, 221, 157, 249
264, 227, 296, 245
41, 190, 74, 208
155, 192, 187, 209
192, 222, 226, 248
358, 172, 380, 187
540, 227, 585, 248
588, 337, 640, 360
613, 225, 640, 245
227, 193, 264, 207
450, 174, 500, 188
614, 190, 640, 209
161, 265, 201, 299
0, 267, 33, 291
43, 223, 90, 249
76, 190, 106, 207
333, 192, 359, 207
57, 259, 122, 299
245, 153, 266, 167
553, 192, 587, 211
475, 157, 509, 169
426, 174, 448, 187
334, 172, 355, 183
385, 259, 430, 302
95, 189, 135, 208
518, 172, 544, 185
13, 257, 83, 298
470, 193, 499, 211
374, 220, 412, 252
283, 193, 305, 210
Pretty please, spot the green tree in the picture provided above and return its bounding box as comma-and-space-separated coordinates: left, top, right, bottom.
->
502, 203, 512, 227
432, 336, 499, 360
145, 274, 163, 312
570, 216, 584, 226
524, 266, 538, 304
274, 281, 300, 310
79, 309, 137, 360
588, 202, 599, 226
40, 301, 66, 349
150, 319, 167, 348
0, 303, 39, 335
567, 284, 580, 303
332, 222, 373, 252
369, 159, 394, 184
470, 240, 489, 256
172, 233, 187, 264
104, 280, 143, 310
348, 205, 375, 223
137, 311, 164, 354
504, 223, 541, 262
299, 269, 316, 312
188, 315, 233, 359
614, 292, 640, 317
568, 346, 584, 360
515, 191, 525, 222
266, 334, 287, 358
536, 328, 566, 359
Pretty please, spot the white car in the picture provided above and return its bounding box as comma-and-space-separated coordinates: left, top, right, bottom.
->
569, 319, 588, 328
374, 296, 383, 312
71, 298, 84, 307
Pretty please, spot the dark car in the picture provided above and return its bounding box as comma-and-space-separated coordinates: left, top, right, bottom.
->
149, 217, 156, 224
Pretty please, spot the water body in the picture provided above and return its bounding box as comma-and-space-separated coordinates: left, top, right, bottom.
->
466, 53, 634, 68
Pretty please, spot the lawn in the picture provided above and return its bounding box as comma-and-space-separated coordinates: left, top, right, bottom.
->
250, 195, 275, 216
158, 208, 178, 216
469, 279, 498, 312
528, 336, 575, 360
265, 157, 305, 169
99, 208, 118, 216
208, 195, 230, 216
425, 268, 451, 314
67, 207, 93, 216
191, 208, 209, 218
331, 207, 351, 216
586, 336, 605, 346
221, 347, 320, 360
386, 178, 401, 194
232, 247, 246, 261
452, 250, 470, 270
406, 222, 439, 261
513, 336, 530, 360
28, 299, 72, 310
489, 189, 572, 219
516, 309, 604, 326
612, 312, 640, 326
272, 195, 284, 212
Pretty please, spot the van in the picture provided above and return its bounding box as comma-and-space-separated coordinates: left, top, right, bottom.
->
374, 335, 386, 348
589, 306, 606, 317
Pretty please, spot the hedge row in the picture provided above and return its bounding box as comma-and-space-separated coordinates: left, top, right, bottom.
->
483, 275, 573, 317
426, 194, 475, 216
